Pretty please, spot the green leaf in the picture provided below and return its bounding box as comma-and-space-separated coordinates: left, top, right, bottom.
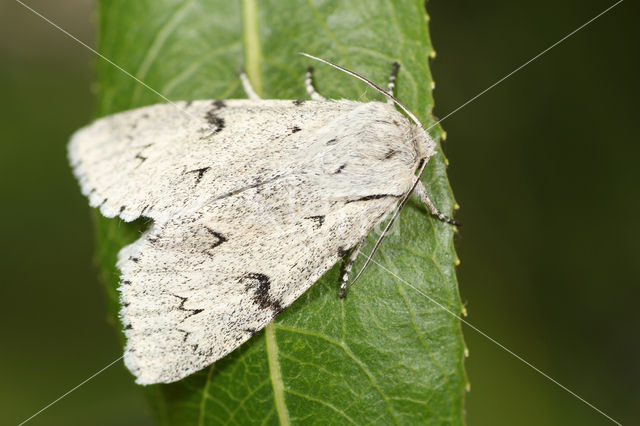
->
93, 0, 467, 424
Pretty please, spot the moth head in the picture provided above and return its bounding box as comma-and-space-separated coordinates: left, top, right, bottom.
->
301, 53, 456, 291
299, 53, 435, 177
411, 125, 437, 171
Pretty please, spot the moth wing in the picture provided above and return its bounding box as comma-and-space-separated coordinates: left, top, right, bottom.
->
69, 100, 359, 223
119, 176, 398, 384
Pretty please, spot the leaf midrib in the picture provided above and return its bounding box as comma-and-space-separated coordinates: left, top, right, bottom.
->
242, 0, 262, 96
265, 324, 290, 425
241, 1, 289, 423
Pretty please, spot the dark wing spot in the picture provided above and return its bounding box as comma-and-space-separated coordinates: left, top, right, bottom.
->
337, 246, 352, 258
203, 227, 227, 252
177, 329, 190, 342
293, 100, 305, 106
326, 138, 338, 146
291, 126, 301, 133
187, 166, 211, 185
172, 294, 205, 320
305, 215, 325, 228
119, 205, 126, 214
134, 153, 147, 165
205, 109, 225, 133
241, 273, 282, 312
384, 149, 398, 159
333, 164, 346, 174
212, 100, 226, 109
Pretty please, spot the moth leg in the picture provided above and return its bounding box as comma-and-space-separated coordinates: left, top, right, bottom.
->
239, 71, 261, 100
305, 67, 326, 101
339, 239, 365, 299
414, 181, 461, 226
386, 62, 400, 104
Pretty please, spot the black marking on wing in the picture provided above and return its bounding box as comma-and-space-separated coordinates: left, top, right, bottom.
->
177, 328, 190, 343
337, 246, 353, 258
205, 109, 225, 132
129, 257, 140, 263
203, 227, 227, 252
384, 149, 398, 159
293, 100, 305, 106
242, 273, 282, 312
345, 194, 400, 203
134, 153, 147, 165
172, 293, 205, 319
291, 126, 301, 133
332, 164, 346, 174
119, 205, 126, 214
326, 138, 338, 146
207, 174, 283, 203
305, 215, 325, 228
212, 100, 226, 109
187, 166, 211, 185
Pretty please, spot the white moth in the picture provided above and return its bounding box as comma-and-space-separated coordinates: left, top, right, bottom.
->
69, 54, 457, 385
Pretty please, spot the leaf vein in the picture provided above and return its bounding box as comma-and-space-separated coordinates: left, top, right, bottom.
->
274, 324, 401, 424
130, 0, 195, 106
285, 388, 358, 424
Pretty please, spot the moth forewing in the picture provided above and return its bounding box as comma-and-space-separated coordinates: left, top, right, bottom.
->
70, 58, 453, 384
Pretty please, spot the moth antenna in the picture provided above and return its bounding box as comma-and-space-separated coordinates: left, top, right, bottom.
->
298, 52, 423, 129
298, 53, 452, 291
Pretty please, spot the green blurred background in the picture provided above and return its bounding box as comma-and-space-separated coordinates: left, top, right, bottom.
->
1, 0, 637, 425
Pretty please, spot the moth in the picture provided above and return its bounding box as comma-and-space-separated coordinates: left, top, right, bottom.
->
69, 54, 457, 385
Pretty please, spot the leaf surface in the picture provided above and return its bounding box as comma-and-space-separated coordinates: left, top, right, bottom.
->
93, 0, 467, 424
